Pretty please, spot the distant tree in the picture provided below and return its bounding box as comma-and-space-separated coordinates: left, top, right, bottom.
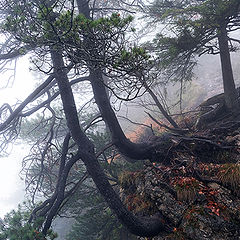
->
62, 129, 143, 240
0, 204, 57, 240
147, 0, 240, 111
21, 109, 141, 239
66, 190, 137, 240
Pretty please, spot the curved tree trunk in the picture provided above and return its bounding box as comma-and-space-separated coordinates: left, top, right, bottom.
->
50, 49, 171, 237
89, 68, 156, 160
76, 0, 163, 161
74, 0, 166, 160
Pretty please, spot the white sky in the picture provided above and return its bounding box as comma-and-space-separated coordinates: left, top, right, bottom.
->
0, 56, 34, 104
0, 145, 26, 217
0, 56, 34, 218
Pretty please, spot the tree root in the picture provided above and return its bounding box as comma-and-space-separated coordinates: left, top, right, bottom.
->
196, 87, 240, 129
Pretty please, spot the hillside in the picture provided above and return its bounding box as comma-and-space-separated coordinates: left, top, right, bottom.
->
119, 114, 240, 240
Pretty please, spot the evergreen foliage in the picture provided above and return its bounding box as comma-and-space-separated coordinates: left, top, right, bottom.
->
147, 0, 240, 109
0, 0, 240, 239
0, 204, 57, 240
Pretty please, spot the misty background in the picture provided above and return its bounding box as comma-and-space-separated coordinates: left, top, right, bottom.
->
0, 50, 240, 239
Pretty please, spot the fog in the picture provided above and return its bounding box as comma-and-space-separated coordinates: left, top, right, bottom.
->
0, 145, 26, 217
0, 57, 34, 218
0, 49, 239, 238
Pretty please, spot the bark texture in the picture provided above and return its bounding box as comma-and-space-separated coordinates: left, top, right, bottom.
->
50, 49, 171, 237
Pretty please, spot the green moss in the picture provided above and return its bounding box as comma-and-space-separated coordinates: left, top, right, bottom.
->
173, 177, 200, 202
218, 163, 240, 194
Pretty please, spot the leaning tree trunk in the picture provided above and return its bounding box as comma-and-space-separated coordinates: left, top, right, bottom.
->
76, 0, 162, 161
89, 68, 156, 160
50, 49, 170, 237
218, 22, 239, 111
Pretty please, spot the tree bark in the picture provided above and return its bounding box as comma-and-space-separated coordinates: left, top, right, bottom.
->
89, 68, 156, 160
50, 49, 171, 237
218, 22, 239, 111
75, 0, 163, 161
